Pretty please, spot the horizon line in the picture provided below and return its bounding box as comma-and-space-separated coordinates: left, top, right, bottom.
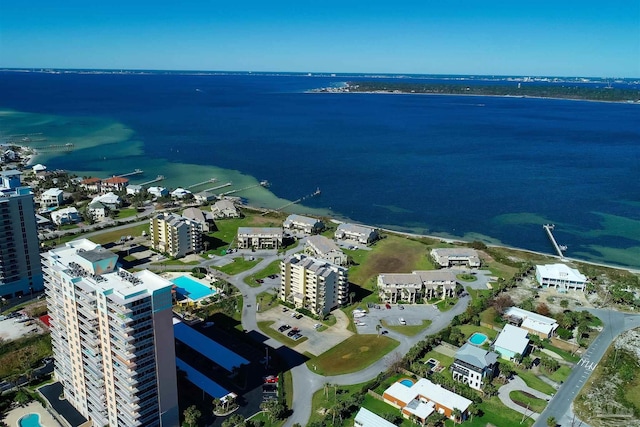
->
0, 67, 638, 81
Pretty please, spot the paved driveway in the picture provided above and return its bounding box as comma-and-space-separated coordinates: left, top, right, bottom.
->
352, 304, 440, 335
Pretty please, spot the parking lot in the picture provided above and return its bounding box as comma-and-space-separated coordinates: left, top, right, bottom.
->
351, 303, 441, 335
257, 307, 353, 356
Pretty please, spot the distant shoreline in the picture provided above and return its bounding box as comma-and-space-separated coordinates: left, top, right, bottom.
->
309, 82, 640, 104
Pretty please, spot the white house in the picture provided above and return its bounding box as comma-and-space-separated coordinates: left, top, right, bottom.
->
452, 343, 498, 390
126, 184, 143, 195
171, 188, 192, 199
354, 408, 396, 427
148, 186, 169, 198
211, 199, 240, 219
503, 306, 559, 339
283, 214, 324, 234
535, 263, 588, 292
41, 188, 64, 207
91, 192, 122, 210
32, 164, 47, 173
430, 248, 481, 268
194, 191, 216, 204
493, 324, 530, 360
335, 223, 379, 245
87, 201, 107, 221
51, 207, 81, 226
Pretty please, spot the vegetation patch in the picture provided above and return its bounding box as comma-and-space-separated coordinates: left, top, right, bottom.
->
509, 390, 548, 413
213, 257, 262, 275
0, 334, 52, 380
380, 319, 432, 336
309, 335, 399, 375
244, 260, 281, 287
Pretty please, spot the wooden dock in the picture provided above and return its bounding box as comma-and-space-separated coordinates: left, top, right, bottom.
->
140, 175, 165, 186
204, 182, 232, 193
188, 178, 217, 189
117, 169, 143, 178
543, 224, 566, 258
267, 188, 321, 214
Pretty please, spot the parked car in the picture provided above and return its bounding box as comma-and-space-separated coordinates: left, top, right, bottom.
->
398, 305, 404, 310
399, 318, 406, 325
385, 303, 391, 309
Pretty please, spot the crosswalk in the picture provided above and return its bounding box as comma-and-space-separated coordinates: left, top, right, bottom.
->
576, 358, 597, 371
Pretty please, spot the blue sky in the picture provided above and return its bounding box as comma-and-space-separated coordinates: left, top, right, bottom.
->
1, 1, 639, 77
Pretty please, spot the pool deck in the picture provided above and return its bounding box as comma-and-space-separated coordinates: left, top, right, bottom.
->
4, 401, 63, 427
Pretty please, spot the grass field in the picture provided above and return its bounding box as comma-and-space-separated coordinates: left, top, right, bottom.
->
466, 396, 534, 427
87, 223, 150, 245
114, 208, 138, 219
547, 365, 572, 383
244, 260, 281, 287
308, 335, 399, 376
514, 369, 556, 395
213, 257, 262, 275
0, 334, 52, 380
308, 382, 365, 425
205, 211, 286, 250
509, 390, 548, 413
381, 319, 432, 336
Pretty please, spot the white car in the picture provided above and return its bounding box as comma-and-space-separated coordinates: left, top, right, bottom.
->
399, 318, 406, 325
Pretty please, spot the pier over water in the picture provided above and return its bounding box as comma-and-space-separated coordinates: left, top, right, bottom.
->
543, 224, 566, 258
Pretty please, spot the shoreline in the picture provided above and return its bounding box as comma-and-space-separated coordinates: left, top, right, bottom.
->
307, 88, 640, 105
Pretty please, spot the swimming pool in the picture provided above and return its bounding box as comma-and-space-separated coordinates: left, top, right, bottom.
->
19, 413, 42, 427
469, 332, 488, 346
399, 378, 415, 387
171, 276, 216, 300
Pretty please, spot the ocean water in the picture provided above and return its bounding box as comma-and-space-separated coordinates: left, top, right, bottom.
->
1, 72, 639, 268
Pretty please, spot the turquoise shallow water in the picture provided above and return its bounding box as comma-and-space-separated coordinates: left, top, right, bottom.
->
1, 72, 639, 268
19, 413, 42, 427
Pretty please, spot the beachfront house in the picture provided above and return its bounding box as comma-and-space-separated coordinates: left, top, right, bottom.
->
383, 378, 472, 424
283, 214, 324, 235
182, 207, 215, 232
80, 177, 102, 193
535, 263, 588, 292
194, 190, 216, 204
334, 223, 379, 245
171, 188, 192, 199
40, 187, 64, 207
237, 227, 283, 250
452, 343, 498, 390
378, 269, 456, 304
503, 306, 559, 339
126, 184, 143, 195
102, 176, 129, 193
492, 324, 530, 360
51, 207, 81, 226
148, 186, 169, 198
430, 248, 481, 268
211, 199, 240, 219
304, 235, 348, 266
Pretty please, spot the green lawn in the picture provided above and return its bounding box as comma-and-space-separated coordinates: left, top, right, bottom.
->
87, 223, 150, 245
459, 324, 499, 341
360, 394, 414, 426
308, 335, 399, 376
465, 396, 534, 427
547, 365, 572, 383
380, 319, 432, 336
256, 292, 280, 313
509, 390, 548, 413
256, 321, 307, 347
514, 369, 556, 395
308, 382, 366, 425
206, 211, 286, 250
114, 208, 138, 219
541, 342, 580, 363
457, 273, 478, 282
479, 307, 502, 328
213, 257, 262, 275
435, 298, 457, 312
243, 260, 281, 287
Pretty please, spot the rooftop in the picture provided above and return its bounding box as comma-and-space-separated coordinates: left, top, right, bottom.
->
494, 324, 530, 355
455, 343, 498, 369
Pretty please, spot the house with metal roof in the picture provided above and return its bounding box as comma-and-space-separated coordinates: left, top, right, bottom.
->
535, 263, 587, 292
504, 306, 559, 339
354, 408, 396, 427
493, 324, 530, 360
41, 188, 64, 207
452, 343, 498, 390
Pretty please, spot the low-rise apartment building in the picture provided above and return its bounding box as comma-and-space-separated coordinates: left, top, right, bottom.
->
211, 199, 240, 219
304, 235, 347, 266
378, 270, 457, 303
335, 223, 379, 245
150, 213, 203, 258
430, 248, 481, 268
237, 227, 283, 249
279, 253, 348, 315
283, 214, 324, 234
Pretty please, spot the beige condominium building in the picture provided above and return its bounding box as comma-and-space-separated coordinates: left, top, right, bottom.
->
279, 253, 348, 315
150, 212, 203, 258
43, 239, 179, 427
237, 227, 283, 249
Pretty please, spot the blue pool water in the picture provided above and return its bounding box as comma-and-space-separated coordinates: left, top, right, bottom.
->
19, 413, 42, 427
469, 332, 488, 346
400, 379, 415, 387
171, 276, 216, 300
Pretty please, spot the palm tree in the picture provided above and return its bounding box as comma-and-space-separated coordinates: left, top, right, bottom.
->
452, 407, 462, 424
183, 405, 201, 427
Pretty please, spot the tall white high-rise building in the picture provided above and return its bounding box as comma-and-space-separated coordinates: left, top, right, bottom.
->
43, 239, 179, 427
0, 170, 43, 299
279, 253, 348, 315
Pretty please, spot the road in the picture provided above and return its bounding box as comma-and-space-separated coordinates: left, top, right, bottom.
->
533, 309, 640, 427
